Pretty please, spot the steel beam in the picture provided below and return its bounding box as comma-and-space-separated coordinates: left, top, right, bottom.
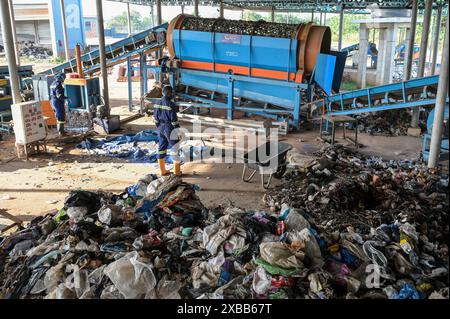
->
428, 17, 449, 168
430, 5, 442, 75
96, 0, 110, 113
404, 0, 418, 81
59, 0, 70, 61
412, 0, 432, 127
0, 0, 21, 104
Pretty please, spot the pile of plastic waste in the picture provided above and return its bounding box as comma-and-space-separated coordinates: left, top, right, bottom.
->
0, 145, 448, 299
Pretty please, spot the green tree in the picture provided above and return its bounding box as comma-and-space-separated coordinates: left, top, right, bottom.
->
106, 10, 153, 32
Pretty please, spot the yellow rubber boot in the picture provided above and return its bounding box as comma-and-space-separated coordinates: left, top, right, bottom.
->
158, 158, 169, 176
173, 161, 182, 177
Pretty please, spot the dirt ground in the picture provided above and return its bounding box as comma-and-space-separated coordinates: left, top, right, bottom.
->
0, 79, 428, 228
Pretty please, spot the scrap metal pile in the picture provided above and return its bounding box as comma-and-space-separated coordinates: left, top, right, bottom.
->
0, 145, 448, 299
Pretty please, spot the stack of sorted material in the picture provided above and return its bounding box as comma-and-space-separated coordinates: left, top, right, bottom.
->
0, 145, 448, 299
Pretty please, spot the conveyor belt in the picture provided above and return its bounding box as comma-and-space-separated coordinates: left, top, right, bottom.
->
319, 75, 440, 117
39, 23, 168, 76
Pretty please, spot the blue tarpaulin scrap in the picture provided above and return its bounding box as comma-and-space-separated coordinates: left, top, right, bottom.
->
77, 130, 205, 164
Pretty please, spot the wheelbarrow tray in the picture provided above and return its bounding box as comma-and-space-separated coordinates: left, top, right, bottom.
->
241, 141, 292, 189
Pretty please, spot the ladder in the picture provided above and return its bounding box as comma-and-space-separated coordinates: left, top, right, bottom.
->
39, 23, 168, 76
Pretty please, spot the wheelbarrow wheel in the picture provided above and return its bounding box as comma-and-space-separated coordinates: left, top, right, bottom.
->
273, 165, 287, 179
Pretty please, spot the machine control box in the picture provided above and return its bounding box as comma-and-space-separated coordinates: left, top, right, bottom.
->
12, 100, 47, 144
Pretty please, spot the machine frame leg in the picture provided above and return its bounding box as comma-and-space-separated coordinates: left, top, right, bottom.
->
127, 56, 132, 111
227, 78, 234, 120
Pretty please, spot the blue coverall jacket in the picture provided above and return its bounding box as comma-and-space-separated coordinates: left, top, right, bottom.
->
50, 80, 66, 123
153, 96, 180, 159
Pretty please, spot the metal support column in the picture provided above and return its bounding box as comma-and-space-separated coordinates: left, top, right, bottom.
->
8, 0, 20, 66
60, 0, 70, 61
0, 0, 21, 104
431, 5, 442, 75
417, 0, 432, 78
311, 11, 314, 22
127, 56, 132, 111
219, 1, 224, 18
357, 25, 369, 88
156, 0, 162, 25
412, 0, 432, 127
404, 0, 418, 81
338, 6, 344, 51
428, 17, 449, 168
96, 0, 109, 113
319, 12, 323, 25
271, 7, 275, 22
194, 0, 199, 17
127, 2, 132, 36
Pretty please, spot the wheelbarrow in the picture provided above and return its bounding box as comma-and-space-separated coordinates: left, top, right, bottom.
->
241, 141, 292, 189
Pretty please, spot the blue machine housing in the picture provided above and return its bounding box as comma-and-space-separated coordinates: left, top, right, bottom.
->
164, 15, 344, 129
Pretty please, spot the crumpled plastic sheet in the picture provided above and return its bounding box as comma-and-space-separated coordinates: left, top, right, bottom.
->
77, 129, 206, 164
104, 251, 156, 299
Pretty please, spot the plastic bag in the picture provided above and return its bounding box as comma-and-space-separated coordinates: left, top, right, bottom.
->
259, 242, 303, 269
146, 275, 181, 299
285, 209, 310, 232
100, 285, 124, 299
98, 205, 123, 226
105, 251, 156, 299
288, 228, 323, 268
67, 206, 88, 222
64, 190, 101, 215
252, 266, 271, 295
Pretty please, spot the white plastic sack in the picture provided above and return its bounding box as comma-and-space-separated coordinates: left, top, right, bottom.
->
252, 266, 271, 295
105, 251, 156, 299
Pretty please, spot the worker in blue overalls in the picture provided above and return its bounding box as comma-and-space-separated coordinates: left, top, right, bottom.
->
153, 85, 182, 177
50, 72, 67, 136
